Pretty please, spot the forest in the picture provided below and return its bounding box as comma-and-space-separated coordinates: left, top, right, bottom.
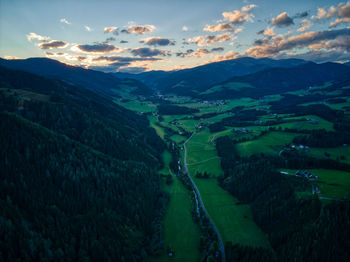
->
0, 66, 168, 261
216, 133, 350, 262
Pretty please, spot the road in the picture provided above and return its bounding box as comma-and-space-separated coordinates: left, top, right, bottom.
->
183, 133, 226, 262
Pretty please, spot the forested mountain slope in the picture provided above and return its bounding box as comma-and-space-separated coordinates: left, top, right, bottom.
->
0, 66, 167, 261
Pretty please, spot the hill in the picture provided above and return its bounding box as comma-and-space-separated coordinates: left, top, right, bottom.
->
118, 57, 307, 95
199, 62, 350, 100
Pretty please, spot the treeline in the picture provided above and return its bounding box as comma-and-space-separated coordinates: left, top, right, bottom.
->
157, 104, 199, 115
293, 129, 350, 148
215, 136, 350, 261
0, 66, 168, 261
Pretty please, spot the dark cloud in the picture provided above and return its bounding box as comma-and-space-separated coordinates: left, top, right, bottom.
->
120, 40, 128, 44
39, 40, 68, 49
253, 38, 271, 46
294, 11, 309, 19
211, 47, 224, 52
105, 37, 116, 43
271, 12, 294, 27
257, 29, 265, 35
143, 37, 175, 46
76, 43, 119, 53
176, 49, 194, 57
130, 47, 169, 57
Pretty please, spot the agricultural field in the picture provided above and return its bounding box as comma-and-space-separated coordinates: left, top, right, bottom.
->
306, 146, 350, 165
279, 169, 350, 200
150, 177, 201, 262
236, 131, 298, 157
185, 129, 270, 247
114, 98, 157, 113
146, 79, 350, 260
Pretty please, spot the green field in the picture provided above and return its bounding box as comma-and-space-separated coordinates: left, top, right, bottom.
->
159, 150, 173, 175
306, 146, 350, 165
170, 134, 186, 144
190, 177, 270, 247
185, 129, 270, 247
201, 82, 254, 95
236, 131, 297, 157
280, 169, 350, 199
149, 115, 166, 139
149, 176, 201, 262
312, 169, 350, 199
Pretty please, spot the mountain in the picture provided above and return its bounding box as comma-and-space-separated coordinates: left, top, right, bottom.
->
0, 66, 167, 261
116, 57, 307, 95
0, 57, 151, 97
198, 61, 350, 100
114, 70, 170, 89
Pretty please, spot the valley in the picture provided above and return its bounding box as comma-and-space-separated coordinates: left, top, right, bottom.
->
1, 57, 350, 262
110, 61, 350, 261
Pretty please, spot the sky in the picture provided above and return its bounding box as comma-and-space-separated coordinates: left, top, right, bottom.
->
0, 0, 349, 73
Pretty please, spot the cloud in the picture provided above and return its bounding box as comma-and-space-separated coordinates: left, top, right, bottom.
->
45, 52, 86, 62
38, 40, 68, 49
104, 27, 118, 33
176, 48, 211, 58
257, 27, 275, 36
122, 25, 156, 34
90, 55, 161, 73
246, 28, 350, 57
312, 2, 350, 28
211, 47, 224, 52
120, 40, 128, 44
207, 33, 233, 44
211, 50, 241, 62
143, 37, 175, 46
176, 49, 194, 57
188, 36, 206, 46
85, 26, 92, 32
3, 55, 21, 60
60, 18, 70, 25
176, 46, 224, 59
92, 55, 160, 63
73, 43, 119, 53
293, 11, 309, 19
222, 4, 257, 24
188, 33, 233, 47
104, 37, 116, 43
182, 26, 189, 31
130, 47, 169, 57
204, 23, 233, 32
26, 32, 50, 42
298, 19, 312, 32
271, 12, 294, 27
275, 50, 350, 63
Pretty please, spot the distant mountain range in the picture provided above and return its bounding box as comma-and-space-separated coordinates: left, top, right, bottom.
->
115, 57, 308, 94
198, 61, 350, 100
1, 57, 349, 100
0, 57, 150, 97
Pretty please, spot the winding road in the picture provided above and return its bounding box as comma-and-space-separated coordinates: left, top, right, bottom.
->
183, 133, 226, 262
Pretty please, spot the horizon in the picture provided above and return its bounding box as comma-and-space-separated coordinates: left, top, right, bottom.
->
1, 0, 349, 73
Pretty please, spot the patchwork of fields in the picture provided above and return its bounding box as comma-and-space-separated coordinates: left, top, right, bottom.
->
114, 80, 350, 261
